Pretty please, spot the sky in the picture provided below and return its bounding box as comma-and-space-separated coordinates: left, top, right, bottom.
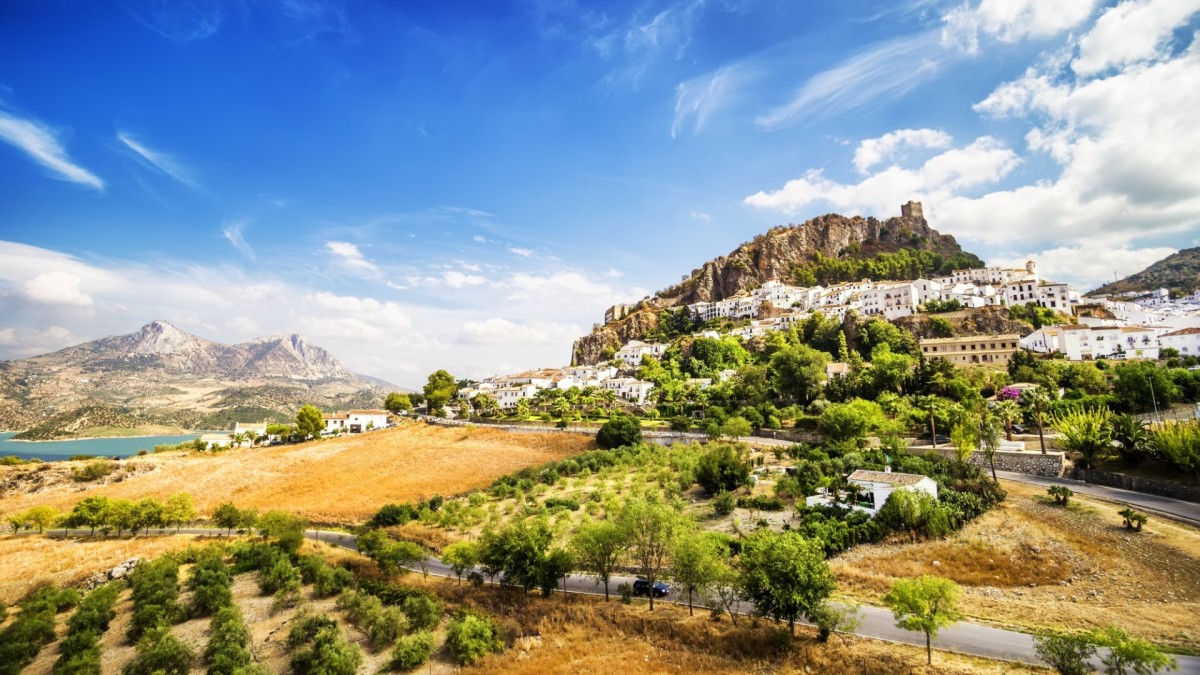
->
1, 0, 1199, 388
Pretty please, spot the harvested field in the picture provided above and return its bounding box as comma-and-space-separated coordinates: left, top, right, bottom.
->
0, 422, 592, 524
0, 533, 206, 605
831, 480, 1200, 650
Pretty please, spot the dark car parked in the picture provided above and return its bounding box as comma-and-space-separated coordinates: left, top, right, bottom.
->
1011, 424, 1027, 434
632, 579, 670, 598
928, 434, 950, 445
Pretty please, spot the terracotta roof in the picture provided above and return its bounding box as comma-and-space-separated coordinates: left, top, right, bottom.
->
1161, 327, 1200, 337
323, 413, 349, 420
348, 409, 389, 415
848, 469, 930, 486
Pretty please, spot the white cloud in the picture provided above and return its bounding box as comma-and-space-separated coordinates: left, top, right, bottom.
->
0, 110, 103, 190
325, 240, 380, 276
853, 129, 953, 174
690, 211, 713, 221
942, 0, 1101, 54
1072, 0, 1200, 76
592, 0, 706, 88
442, 271, 488, 288
117, 131, 199, 188
991, 243, 1178, 290
755, 32, 944, 129
508, 247, 534, 258
472, 235, 488, 243
459, 318, 583, 345
744, 136, 1020, 217
672, 64, 753, 138
222, 220, 255, 261
304, 291, 412, 329
21, 271, 94, 307
126, 0, 224, 42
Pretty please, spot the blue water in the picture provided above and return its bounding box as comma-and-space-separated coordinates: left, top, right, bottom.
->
0, 431, 206, 462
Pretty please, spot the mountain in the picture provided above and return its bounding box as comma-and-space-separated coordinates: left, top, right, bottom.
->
1089, 247, 1200, 297
0, 321, 385, 439
572, 204, 984, 365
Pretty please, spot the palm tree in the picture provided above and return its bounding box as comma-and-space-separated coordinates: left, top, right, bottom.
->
1023, 387, 1052, 454
994, 400, 1022, 442
1110, 414, 1149, 466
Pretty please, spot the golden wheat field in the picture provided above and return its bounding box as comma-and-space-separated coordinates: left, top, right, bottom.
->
0, 422, 593, 525
832, 480, 1200, 650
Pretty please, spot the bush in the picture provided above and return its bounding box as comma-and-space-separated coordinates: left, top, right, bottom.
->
544, 496, 580, 512
1033, 630, 1096, 675
0, 587, 77, 675
205, 605, 262, 675
258, 553, 300, 595
122, 626, 195, 675
187, 557, 233, 618
390, 630, 436, 670
696, 444, 750, 495
596, 414, 642, 449
71, 459, 116, 482
53, 582, 121, 675
445, 608, 503, 665
402, 593, 444, 632
1047, 485, 1073, 506
712, 491, 736, 516
289, 624, 362, 675
736, 495, 785, 511
337, 590, 407, 651
371, 503, 416, 527
128, 558, 181, 641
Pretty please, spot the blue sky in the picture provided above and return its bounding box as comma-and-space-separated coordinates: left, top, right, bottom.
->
1, 0, 1199, 387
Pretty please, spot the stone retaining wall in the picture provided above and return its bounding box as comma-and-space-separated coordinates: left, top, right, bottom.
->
752, 428, 823, 444
1072, 469, 1200, 504
922, 447, 1065, 477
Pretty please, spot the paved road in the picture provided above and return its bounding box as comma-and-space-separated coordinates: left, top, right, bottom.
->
997, 470, 1200, 526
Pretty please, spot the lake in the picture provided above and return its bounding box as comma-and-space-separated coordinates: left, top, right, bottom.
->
0, 431, 207, 462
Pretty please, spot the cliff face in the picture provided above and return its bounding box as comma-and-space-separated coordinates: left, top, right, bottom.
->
895, 307, 1039, 340
571, 208, 981, 365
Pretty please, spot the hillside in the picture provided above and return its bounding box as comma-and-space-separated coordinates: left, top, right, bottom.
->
1090, 247, 1200, 297
572, 206, 984, 364
0, 321, 386, 438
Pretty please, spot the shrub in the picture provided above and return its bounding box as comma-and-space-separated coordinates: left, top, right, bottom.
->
736, 495, 785, 511
371, 503, 416, 527
53, 582, 122, 675
445, 609, 503, 665
187, 557, 233, 618
72, 459, 116, 482
1047, 485, 1073, 506
402, 593, 444, 632
122, 626, 195, 675
596, 414, 642, 449
258, 553, 300, 595
205, 605, 262, 675
128, 558, 180, 641
0, 587, 77, 675
1033, 630, 1096, 675
696, 444, 750, 495
712, 491, 736, 516
337, 590, 407, 651
544, 496, 580, 512
1118, 508, 1148, 531
289, 624, 362, 675
390, 630, 435, 670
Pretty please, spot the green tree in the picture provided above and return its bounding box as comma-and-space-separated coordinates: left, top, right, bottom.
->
384, 392, 413, 414
769, 344, 830, 404
122, 626, 195, 675
479, 519, 553, 595
596, 414, 642, 449
720, 416, 752, 440
883, 575, 962, 665
212, 503, 241, 535
619, 498, 687, 611
669, 532, 720, 616
818, 399, 890, 445
950, 422, 978, 466
423, 369, 457, 414
737, 530, 835, 634
1052, 407, 1113, 469
69, 495, 110, 535
162, 493, 196, 532
442, 541, 480, 585
1150, 421, 1200, 482
571, 519, 628, 601
979, 412, 1003, 482
695, 444, 750, 495
1111, 414, 1150, 466
445, 609, 502, 666
1033, 630, 1097, 675
295, 404, 324, 439
1093, 625, 1177, 674
1111, 362, 1179, 413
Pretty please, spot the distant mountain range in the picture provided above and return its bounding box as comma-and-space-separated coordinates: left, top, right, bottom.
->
572, 205, 984, 364
0, 321, 393, 439
1089, 247, 1200, 297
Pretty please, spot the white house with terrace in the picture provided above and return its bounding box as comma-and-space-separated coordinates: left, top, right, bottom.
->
323, 409, 390, 434
806, 469, 939, 517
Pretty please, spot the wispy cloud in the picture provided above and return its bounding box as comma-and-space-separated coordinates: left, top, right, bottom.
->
275, 0, 353, 40
755, 31, 945, 129
117, 131, 200, 188
125, 0, 224, 42
0, 110, 104, 190
325, 240, 380, 276
593, 0, 707, 89
509, 247, 535, 258
222, 220, 255, 261
257, 192, 291, 207
440, 206, 496, 218
690, 211, 712, 221
672, 63, 756, 138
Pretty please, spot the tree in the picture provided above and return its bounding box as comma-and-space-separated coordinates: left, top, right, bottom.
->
212, 503, 241, 535
950, 422, 978, 466
979, 412, 1003, 482
738, 530, 835, 634
695, 444, 750, 495
710, 557, 742, 625
1023, 387, 1052, 454
479, 519, 553, 595
442, 541, 480, 585
538, 548, 575, 598
818, 399, 889, 445
423, 370, 457, 414
596, 414, 642, 449
811, 601, 863, 645
23, 505, 59, 533
71, 495, 110, 535
1052, 407, 1113, 469
883, 575, 962, 665
669, 532, 720, 616
445, 609, 502, 666
769, 344, 830, 404
130, 498, 164, 534
571, 519, 628, 601
619, 498, 687, 611
720, 416, 752, 440
1033, 630, 1097, 675
1092, 625, 1177, 674
1111, 414, 1150, 466
163, 494, 196, 532
295, 404, 324, 439
384, 392, 413, 414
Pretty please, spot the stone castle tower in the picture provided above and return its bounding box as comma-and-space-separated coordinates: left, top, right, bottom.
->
901, 200, 924, 219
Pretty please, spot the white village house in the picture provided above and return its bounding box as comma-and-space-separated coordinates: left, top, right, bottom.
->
323, 409, 390, 434
806, 468, 938, 517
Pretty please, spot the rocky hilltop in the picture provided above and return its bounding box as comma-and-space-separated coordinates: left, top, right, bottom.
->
572, 205, 983, 365
0, 321, 382, 438
1089, 247, 1200, 297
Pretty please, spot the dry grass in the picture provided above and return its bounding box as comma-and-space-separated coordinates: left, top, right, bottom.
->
832, 480, 1200, 649
0, 534, 207, 605
0, 421, 592, 524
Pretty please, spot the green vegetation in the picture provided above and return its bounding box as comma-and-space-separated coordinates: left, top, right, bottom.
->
127, 557, 181, 641
390, 630, 436, 670
71, 459, 117, 482
883, 576, 962, 666
287, 613, 363, 675
738, 530, 835, 634
792, 249, 984, 287
122, 626, 195, 675
445, 608, 503, 666
596, 413, 642, 449
0, 586, 80, 675
53, 582, 121, 675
